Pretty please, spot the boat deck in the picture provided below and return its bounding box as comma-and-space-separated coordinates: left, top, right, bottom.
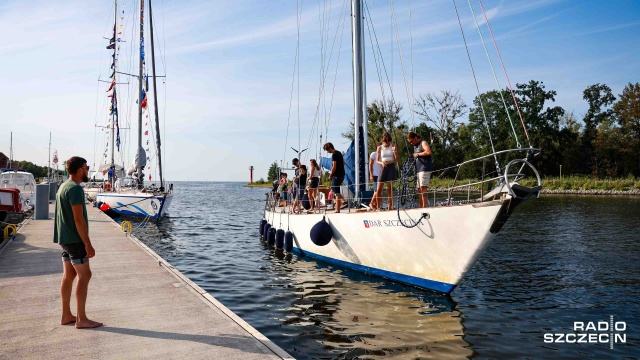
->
0, 203, 292, 359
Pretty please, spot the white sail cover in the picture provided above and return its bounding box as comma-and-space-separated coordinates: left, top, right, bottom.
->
127, 147, 147, 175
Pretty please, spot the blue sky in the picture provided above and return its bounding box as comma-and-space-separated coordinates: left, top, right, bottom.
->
1, 0, 639, 181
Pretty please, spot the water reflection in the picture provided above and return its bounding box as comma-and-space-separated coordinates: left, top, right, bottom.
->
265, 245, 473, 359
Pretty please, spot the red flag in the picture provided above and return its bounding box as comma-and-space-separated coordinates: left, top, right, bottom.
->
141, 97, 147, 108
106, 81, 115, 92
107, 93, 113, 98
148, 175, 152, 181
144, 130, 148, 135
145, 122, 147, 126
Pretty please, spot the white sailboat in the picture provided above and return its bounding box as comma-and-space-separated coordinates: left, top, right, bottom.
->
262, 0, 542, 294
96, 0, 173, 220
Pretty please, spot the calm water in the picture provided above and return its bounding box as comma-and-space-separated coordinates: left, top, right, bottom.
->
129, 182, 639, 359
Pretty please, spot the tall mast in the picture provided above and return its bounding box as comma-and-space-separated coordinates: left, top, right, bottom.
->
351, 0, 366, 200
110, 0, 117, 190
47, 132, 51, 179
8, 132, 12, 169
361, 6, 369, 190
136, 0, 145, 189
148, 0, 164, 190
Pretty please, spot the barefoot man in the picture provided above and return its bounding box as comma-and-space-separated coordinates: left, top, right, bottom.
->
54, 156, 103, 329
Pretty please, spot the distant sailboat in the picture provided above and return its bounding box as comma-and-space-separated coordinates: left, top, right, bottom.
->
96, 0, 173, 219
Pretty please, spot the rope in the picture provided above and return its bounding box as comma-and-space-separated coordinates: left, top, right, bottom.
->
451, 0, 500, 174
396, 157, 428, 228
466, 0, 521, 148
477, 0, 531, 147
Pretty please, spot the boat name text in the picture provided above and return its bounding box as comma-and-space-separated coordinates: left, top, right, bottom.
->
363, 219, 422, 228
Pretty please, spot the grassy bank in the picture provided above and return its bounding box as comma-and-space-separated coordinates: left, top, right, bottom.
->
247, 176, 640, 193
429, 176, 640, 193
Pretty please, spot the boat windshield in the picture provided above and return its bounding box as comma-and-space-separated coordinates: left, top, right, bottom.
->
0, 191, 15, 206
0, 173, 36, 193
116, 177, 136, 189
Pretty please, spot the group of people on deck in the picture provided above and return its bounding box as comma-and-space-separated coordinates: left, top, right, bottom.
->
276, 133, 433, 214
369, 131, 433, 210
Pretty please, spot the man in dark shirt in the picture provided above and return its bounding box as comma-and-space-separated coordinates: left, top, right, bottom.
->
323, 142, 346, 213
54, 156, 102, 329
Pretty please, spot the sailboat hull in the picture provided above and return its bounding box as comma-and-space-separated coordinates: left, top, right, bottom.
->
264, 199, 509, 294
97, 192, 173, 219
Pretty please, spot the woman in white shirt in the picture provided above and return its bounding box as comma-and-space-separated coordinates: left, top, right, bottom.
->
371, 132, 399, 211
307, 159, 322, 213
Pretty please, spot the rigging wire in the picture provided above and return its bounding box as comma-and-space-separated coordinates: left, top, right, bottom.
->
466, 0, 521, 148
451, 0, 500, 173
408, 0, 415, 130
324, 0, 349, 150
388, 0, 415, 126
477, 0, 531, 148
282, 0, 303, 169
304, 0, 348, 164
298, 0, 302, 170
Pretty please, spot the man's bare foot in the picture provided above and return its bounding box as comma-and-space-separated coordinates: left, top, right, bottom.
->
61, 315, 76, 325
76, 319, 103, 329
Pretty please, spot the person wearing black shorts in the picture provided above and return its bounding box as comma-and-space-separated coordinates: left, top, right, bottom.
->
323, 142, 346, 213
371, 132, 399, 211
53, 156, 103, 329
307, 159, 321, 213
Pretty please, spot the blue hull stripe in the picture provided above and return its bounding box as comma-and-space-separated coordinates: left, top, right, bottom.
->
291, 247, 456, 294
111, 202, 159, 219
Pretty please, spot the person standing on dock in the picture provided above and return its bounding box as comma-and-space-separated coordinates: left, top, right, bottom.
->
53, 156, 103, 329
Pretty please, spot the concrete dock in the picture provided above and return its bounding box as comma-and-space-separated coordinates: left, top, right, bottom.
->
0, 204, 293, 359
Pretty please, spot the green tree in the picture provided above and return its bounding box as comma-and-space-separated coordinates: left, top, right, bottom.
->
581, 83, 616, 175
468, 81, 564, 176
17, 161, 47, 178
342, 98, 410, 160
613, 82, 640, 175
267, 161, 279, 183
414, 90, 467, 169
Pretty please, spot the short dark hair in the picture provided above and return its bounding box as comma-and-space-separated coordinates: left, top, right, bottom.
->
323, 142, 334, 151
66, 156, 87, 175
292, 158, 299, 164
407, 131, 420, 140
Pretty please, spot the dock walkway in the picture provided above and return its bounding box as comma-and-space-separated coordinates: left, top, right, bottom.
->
0, 204, 292, 359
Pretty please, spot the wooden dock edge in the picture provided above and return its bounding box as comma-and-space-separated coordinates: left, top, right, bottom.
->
98, 210, 294, 360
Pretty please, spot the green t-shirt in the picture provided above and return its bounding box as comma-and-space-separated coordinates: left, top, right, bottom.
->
53, 180, 88, 244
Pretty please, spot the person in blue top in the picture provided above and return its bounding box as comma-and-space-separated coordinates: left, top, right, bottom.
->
407, 132, 433, 208
53, 156, 103, 329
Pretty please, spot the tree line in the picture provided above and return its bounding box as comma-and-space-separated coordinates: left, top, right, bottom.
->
345, 81, 639, 180
4, 160, 64, 179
